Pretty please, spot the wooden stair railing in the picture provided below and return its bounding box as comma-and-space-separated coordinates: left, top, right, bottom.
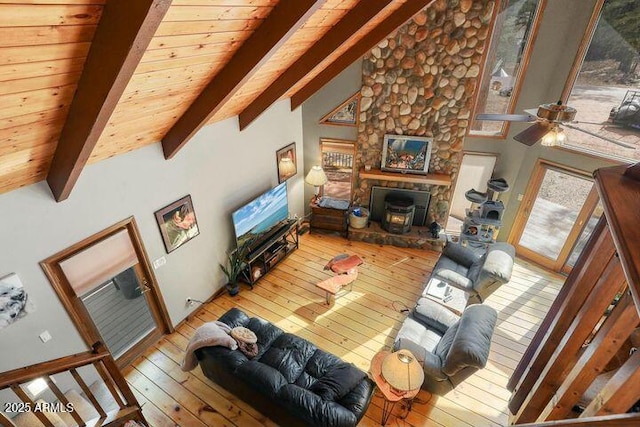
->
514, 412, 640, 426
0, 342, 146, 426
508, 163, 640, 425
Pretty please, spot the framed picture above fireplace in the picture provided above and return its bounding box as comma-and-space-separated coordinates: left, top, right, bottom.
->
381, 134, 432, 174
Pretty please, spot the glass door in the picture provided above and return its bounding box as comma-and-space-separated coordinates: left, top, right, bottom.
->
42, 219, 171, 368
81, 263, 157, 360
509, 161, 600, 272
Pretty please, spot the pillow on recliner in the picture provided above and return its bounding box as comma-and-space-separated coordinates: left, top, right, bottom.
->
309, 362, 366, 401
442, 243, 482, 268
413, 297, 460, 335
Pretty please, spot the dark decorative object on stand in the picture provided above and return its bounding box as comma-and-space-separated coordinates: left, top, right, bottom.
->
429, 221, 441, 238
219, 245, 248, 296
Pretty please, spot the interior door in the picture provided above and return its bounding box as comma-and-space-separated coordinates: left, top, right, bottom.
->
509, 161, 600, 272
41, 217, 172, 368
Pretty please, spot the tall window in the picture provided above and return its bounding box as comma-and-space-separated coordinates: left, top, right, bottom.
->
320, 138, 355, 202
562, 0, 640, 162
470, 0, 545, 136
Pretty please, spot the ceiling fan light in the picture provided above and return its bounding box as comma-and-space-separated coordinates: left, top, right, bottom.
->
555, 128, 567, 145
541, 130, 556, 146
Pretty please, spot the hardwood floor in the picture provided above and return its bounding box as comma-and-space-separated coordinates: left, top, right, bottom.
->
123, 232, 564, 427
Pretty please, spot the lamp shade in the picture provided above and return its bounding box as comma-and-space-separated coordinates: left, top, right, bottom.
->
540, 126, 567, 147
305, 165, 328, 186
381, 349, 424, 392
278, 157, 296, 176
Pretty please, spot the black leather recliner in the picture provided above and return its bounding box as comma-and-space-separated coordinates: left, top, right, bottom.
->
196, 308, 374, 427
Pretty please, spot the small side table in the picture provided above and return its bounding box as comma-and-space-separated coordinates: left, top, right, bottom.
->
310, 200, 348, 234
370, 351, 421, 425
423, 277, 469, 315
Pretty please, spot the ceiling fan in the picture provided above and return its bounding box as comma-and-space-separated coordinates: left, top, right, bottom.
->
476, 101, 635, 149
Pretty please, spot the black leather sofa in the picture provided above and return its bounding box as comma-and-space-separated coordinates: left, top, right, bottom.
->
196, 308, 374, 427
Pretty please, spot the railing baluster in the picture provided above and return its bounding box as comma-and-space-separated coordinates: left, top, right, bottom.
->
93, 361, 126, 409
0, 412, 13, 426
99, 353, 140, 410
70, 367, 107, 419
1, 342, 145, 426
45, 374, 86, 426
10, 384, 55, 427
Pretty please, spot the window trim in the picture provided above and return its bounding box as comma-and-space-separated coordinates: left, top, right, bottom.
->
560, 0, 606, 103
469, 0, 548, 139
558, 0, 636, 164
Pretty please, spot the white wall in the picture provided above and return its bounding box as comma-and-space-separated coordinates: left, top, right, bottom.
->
0, 100, 304, 372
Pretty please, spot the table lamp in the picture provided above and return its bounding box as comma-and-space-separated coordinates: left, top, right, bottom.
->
305, 165, 328, 202
381, 349, 424, 394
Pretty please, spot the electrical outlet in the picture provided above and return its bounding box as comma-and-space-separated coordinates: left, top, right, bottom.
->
186, 297, 194, 306
517, 193, 524, 201
153, 256, 167, 269
39, 330, 52, 343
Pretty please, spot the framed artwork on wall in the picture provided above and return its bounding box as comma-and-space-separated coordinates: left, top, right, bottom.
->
0, 273, 35, 330
155, 195, 200, 253
381, 134, 432, 174
276, 142, 297, 183
319, 92, 361, 127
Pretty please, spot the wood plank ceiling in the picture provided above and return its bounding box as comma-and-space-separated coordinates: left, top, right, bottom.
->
0, 0, 427, 200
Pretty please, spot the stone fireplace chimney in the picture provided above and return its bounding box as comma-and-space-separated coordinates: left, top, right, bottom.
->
355, 0, 495, 229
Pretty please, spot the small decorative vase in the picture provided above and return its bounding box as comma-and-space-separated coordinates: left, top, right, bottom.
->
226, 282, 239, 296
429, 221, 442, 239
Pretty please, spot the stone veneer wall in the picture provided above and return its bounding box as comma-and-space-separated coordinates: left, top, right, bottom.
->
355, 0, 495, 224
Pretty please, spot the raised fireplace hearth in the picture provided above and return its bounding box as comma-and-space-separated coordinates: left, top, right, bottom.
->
381, 196, 415, 234
348, 221, 445, 250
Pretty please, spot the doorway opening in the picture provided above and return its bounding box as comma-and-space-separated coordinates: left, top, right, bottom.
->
509, 160, 600, 273
41, 217, 172, 368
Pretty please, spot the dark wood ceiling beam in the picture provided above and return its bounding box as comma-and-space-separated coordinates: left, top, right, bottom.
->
162, 0, 324, 160
238, 0, 396, 131
290, 0, 435, 110
46, 0, 171, 202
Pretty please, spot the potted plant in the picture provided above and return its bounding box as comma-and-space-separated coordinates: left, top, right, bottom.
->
220, 245, 247, 296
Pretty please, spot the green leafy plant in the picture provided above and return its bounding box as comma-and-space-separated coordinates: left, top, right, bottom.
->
219, 245, 248, 293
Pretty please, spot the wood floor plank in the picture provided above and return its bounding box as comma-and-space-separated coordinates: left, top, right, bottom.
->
125, 233, 564, 426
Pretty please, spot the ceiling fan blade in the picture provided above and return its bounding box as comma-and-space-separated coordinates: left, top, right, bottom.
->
563, 123, 636, 149
513, 122, 550, 146
523, 108, 538, 116
476, 113, 537, 122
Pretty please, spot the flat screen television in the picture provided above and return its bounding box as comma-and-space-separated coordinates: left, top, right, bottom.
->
232, 182, 289, 254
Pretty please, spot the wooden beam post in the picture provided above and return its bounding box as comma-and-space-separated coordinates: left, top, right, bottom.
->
538, 291, 639, 421
623, 162, 640, 181
161, 0, 324, 159
512, 255, 627, 424
595, 165, 640, 310
46, 0, 171, 202
581, 351, 640, 417
509, 219, 616, 410
289, 0, 435, 111
238, 0, 402, 130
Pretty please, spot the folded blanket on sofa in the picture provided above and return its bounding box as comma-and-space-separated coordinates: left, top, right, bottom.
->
182, 321, 238, 371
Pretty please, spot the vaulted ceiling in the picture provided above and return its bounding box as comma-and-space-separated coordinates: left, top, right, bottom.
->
1, 0, 436, 201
